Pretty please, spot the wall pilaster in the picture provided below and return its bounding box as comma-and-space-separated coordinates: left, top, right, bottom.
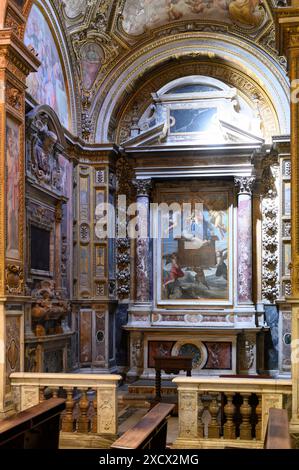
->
0, 27, 39, 416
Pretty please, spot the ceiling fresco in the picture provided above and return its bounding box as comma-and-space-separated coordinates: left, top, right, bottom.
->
122, 0, 268, 36
12, 0, 287, 141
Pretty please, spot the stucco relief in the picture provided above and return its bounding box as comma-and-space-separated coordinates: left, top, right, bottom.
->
122, 0, 266, 36
63, 0, 87, 19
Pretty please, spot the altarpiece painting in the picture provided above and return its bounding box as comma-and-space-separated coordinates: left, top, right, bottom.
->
157, 188, 231, 304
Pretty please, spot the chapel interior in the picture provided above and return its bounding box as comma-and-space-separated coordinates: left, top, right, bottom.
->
0, 0, 299, 450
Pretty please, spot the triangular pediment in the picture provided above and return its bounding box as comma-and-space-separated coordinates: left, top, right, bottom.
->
123, 121, 264, 148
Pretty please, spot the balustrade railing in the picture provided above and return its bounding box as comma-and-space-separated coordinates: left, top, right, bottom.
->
173, 377, 292, 449
10, 373, 121, 447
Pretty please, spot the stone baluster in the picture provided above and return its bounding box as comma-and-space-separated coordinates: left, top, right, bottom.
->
255, 394, 262, 440
240, 393, 252, 440
208, 394, 220, 438
91, 391, 98, 433
61, 388, 75, 433
223, 393, 236, 440
39, 386, 45, 403
234, 177, 256, 305
198, 393, 204, 438
78, 389, 89, 433
52, 388, 59, 398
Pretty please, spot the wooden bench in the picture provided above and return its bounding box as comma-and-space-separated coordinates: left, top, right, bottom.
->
264, 408, 292, 449
0, 398, 65, 449
111, 402, 175, 450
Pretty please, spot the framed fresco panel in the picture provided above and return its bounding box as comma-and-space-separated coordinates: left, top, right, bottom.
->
156, 186, 233, 306
6, 118, 20, 260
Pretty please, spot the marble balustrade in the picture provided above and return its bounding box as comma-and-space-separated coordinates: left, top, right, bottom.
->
10, 373, 121, 440
173, 376, 292, 449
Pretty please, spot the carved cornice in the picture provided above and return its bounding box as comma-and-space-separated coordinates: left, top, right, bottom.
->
234, 176, 256, 195
0, 30, 40, 79
276, 7, 299, 54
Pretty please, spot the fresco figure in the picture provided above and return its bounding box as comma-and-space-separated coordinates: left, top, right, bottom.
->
123, 0, 264, 35
229, 0, 263, 27
6, 120, 20, 257
24, 5, 69, 128
81, 43, 103, 90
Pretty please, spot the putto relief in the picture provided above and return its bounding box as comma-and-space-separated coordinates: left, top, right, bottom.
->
122, 0, 266, 36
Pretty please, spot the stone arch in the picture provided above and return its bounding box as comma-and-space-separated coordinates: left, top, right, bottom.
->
93, 33, 289, 143
114, 58, 282, 144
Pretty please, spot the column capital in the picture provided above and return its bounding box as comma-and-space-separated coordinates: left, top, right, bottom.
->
234, 176, 256, 195
133, 179, 152, 197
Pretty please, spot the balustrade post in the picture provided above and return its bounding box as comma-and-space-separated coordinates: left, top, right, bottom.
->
39, 386, 45, 403
198, 393, 204, 438
61, 388, 75, 433
97, 386, 118, 436
92, 392, 98, 433
208, 394, 220, 438
255, 394, 262, 440
223, 393, 236, 440
178, 387, 199, 439
240, 393, 252, 440
262, 393, 283, 440
78, 389, 89, 433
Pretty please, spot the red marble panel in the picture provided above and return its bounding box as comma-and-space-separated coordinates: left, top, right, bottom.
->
148, 341, 175, 368
203, 342, 232, 369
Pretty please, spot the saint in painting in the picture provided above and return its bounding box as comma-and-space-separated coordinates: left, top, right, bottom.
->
81, 43, 103, 90
161, 192, 229, 301
6, 119, 20, 258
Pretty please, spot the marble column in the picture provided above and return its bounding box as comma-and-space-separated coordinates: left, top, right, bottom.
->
133, 179, 152, 303
277, 5, 299, 437
234, 177, 256, 305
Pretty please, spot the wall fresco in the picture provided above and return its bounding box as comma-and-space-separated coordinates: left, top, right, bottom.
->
24, 5, 69, 128
6, 118, 20, 259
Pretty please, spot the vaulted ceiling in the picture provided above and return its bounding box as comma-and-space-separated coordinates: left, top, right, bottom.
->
5, 1, 289, 141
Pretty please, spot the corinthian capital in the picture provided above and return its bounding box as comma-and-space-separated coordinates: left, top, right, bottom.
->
133, 179, 152, 197
234, 176, 256, 195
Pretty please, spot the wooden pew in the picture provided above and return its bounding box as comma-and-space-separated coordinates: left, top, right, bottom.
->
111, 402, 175, 450
154, 356, 193, 402
264, 408, 292, 449
0, 398, 65, 449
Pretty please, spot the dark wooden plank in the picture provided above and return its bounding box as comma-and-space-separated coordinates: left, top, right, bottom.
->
264, 408, 291, 449
0, 398, 65, 434
154, 356, 193, 372
111, 403, 175, 449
